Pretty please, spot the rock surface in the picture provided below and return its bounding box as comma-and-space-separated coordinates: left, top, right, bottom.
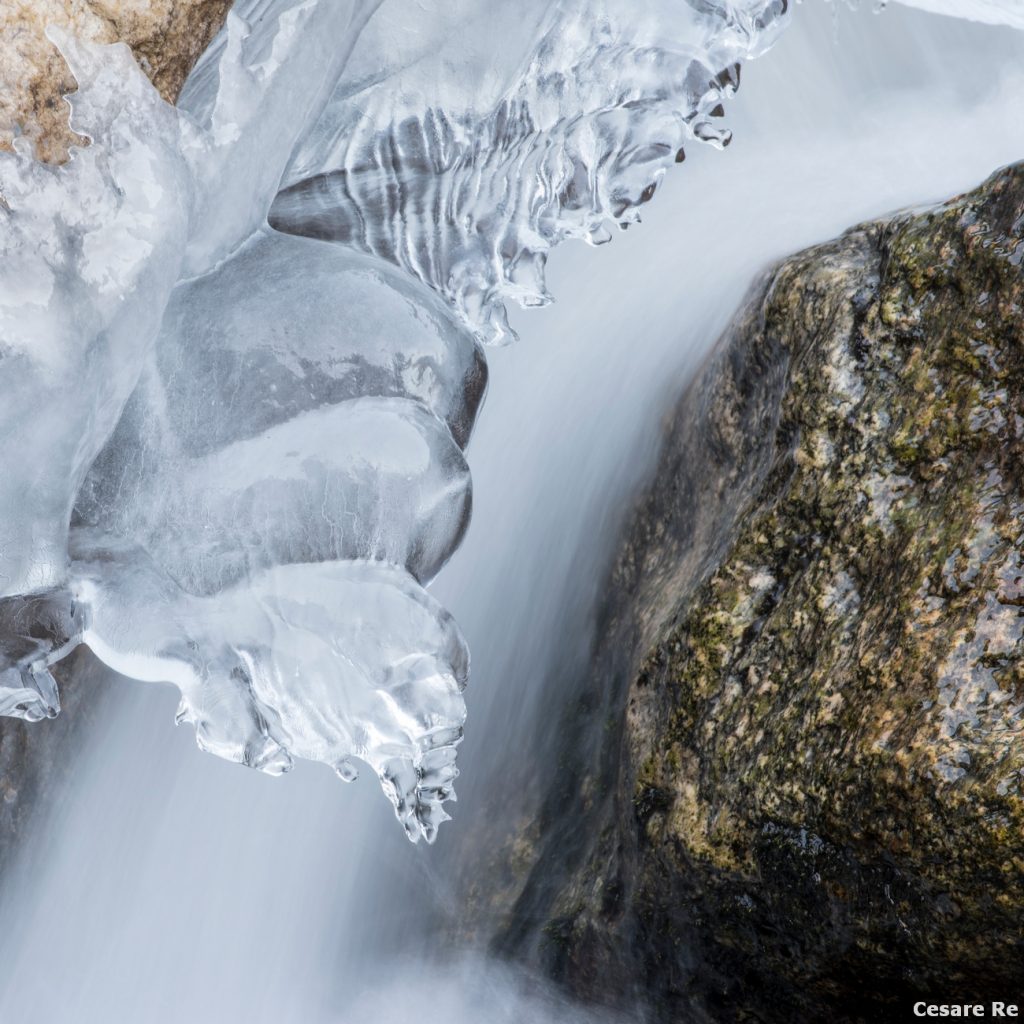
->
499, 163, 1024, 1021
0, 0, 231, 163
0, 649, 114, 872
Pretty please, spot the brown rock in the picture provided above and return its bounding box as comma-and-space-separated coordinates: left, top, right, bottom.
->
0, 0, 232, 164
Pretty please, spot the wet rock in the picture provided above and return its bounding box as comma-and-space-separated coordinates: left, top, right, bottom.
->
505, 163, 1024, 1021
0, 648, 114, 871
0, 0, 231, 163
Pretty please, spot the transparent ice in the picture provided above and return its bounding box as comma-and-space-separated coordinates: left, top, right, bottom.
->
272, 0, 789, 343
1, 0, 1018, 839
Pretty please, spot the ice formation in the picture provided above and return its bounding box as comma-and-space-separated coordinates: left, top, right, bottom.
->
0, 1, 376, 626
5, 0, 1015, 839
270, 0, 789, 343
73, 532, 466, 839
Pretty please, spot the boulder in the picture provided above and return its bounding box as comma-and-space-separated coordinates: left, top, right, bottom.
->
506, 163, 1024, 1022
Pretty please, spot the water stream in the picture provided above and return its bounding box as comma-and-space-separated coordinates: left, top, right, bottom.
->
1, 3, 1023, 1021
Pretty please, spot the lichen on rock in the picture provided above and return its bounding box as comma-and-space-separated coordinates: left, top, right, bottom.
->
503, 163, 1024, 1022
0, 0, 231, 163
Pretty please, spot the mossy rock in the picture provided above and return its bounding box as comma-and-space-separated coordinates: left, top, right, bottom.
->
504, 163, 1024, 1022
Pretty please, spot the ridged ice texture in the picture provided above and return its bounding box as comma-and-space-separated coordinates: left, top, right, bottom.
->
269, 0, 790, 344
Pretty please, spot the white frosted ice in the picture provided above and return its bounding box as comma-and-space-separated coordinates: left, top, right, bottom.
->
0, 33, 190, 603
72, 533, 466, 842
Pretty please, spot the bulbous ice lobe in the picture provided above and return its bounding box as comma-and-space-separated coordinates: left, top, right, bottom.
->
75, 231, 478, 596
72, 535, 467, 843
78, 395, 472, 596
154, 230, 485, 454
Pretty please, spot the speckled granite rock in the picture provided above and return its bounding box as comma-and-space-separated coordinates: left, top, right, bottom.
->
0, 0, 231, 163
500, 163, 1024, 1022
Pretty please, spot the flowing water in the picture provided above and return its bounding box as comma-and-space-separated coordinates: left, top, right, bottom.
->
1, 3, 1023, 1022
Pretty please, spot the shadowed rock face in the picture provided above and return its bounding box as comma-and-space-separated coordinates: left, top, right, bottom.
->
0, 0, 231, 163
0, 648, 114, 873
499, 164, 1024, 1022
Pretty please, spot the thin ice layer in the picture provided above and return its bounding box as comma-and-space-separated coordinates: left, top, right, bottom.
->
0, 32, 190, 601
892, 0, 1024, 29
179, 0, 380, 276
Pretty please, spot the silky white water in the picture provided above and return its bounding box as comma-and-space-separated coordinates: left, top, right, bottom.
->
1, 2, 1023, 1021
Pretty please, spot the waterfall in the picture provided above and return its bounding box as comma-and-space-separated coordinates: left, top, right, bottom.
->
0, 1, 1023, 1021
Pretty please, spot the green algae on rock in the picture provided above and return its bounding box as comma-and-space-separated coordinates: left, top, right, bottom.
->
505, 163, 1024, 1022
